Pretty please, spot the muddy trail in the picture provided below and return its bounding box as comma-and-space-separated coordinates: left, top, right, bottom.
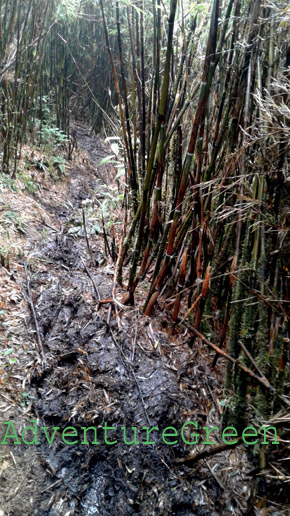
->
1, 127, 249, 516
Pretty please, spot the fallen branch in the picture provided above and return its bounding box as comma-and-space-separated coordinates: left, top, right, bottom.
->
231, 273, 289, 321
108, 327, 151, 427
184, 324, 275, 391
81, 257, 100, 306
24, 263, 46, 366
82, 208, 94, 263
101, 213, 113, 260
239, 340, 267, 381
174, 437, 243, 465
179, 294, 202, 324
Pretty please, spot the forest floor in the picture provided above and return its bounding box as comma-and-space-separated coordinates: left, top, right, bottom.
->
0, 126, 278, 516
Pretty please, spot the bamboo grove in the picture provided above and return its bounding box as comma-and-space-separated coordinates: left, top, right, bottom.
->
0, 0, 116, 175
99, 0, 290, 435
1, 0, 290, 463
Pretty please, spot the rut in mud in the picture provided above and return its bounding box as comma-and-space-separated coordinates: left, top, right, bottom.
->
28, 126, 213, 516
1, 126, 249, 516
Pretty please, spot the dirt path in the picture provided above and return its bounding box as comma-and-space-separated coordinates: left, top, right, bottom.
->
0, 128, 250, 516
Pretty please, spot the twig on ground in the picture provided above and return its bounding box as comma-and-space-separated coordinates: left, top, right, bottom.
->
24, 262, 46, 367
131, 316, 138, 362
109, 327, 151, 427
205, 378, 221, 416
101, 213, 113, 260
82, 207, 94, 263
81, 257, 100, 306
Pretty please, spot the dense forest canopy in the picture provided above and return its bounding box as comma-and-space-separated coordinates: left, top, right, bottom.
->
1, 0, 290, 512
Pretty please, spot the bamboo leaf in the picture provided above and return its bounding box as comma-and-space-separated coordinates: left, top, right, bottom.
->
98, 155, 118, 165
